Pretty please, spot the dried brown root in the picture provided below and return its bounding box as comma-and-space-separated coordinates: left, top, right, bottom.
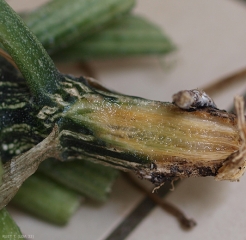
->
203, 68, 246, 97
76, 62, 97, 79
152, 182, 165, 193
216, 96, 246, 181
124, 173, 196, 230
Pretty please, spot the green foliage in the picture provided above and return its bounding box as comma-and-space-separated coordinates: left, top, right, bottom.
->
38, 159, 119, 202
24, 0, 136, 54
0, 208, 22, 237
53, 14, 175, 61
11, 173, 80, 225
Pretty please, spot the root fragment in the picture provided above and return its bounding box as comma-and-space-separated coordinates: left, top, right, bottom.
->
125, 173, 196, 230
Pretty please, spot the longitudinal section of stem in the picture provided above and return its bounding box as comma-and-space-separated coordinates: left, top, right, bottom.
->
60, 92, 241, 183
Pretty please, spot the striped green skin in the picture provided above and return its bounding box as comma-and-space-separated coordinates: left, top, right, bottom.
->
0, 58, 118, 203
0, 58, 93, 162
53, 15, 175, 61
11, 173, 80, 225
0, 56, 145, 172
0, 57, 153, 173
38, 159, 118, 202
0, 57, 49, 163
0, 208, 22, 236
24, 0, 135, 54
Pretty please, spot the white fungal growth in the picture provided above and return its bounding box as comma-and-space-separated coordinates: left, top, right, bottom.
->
172, 89, 217, 109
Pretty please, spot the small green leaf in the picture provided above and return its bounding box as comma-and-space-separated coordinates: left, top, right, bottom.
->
24, 0, 136, 54
53, 14, 175, 61
0, 208, 22, 237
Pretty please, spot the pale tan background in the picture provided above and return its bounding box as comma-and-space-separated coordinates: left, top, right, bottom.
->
5, 0, 246, 239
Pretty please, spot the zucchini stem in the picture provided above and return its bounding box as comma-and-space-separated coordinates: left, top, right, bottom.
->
0, 0, 62, 103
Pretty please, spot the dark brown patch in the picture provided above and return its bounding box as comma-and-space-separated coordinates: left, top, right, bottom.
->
148, 161, 223, 185
205, 107, 237, 125
197, 166, 217, 177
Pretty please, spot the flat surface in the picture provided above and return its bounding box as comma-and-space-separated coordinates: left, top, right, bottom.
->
5, 0, 246, 239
